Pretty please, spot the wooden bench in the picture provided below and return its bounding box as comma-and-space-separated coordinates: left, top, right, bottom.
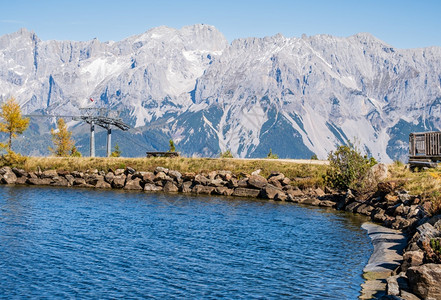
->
146, 151, 180, 158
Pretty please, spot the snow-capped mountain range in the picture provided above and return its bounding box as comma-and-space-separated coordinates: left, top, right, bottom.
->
1, 24, 441, 161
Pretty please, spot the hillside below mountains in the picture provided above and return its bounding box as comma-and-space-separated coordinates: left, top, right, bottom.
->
1, 25, 440, 161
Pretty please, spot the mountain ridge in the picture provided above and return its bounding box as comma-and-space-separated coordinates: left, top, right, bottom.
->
1, 24, 441, 161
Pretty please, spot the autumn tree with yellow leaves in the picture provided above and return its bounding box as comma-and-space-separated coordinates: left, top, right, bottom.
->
0, 97, 29, 151
49, 118, 78, 157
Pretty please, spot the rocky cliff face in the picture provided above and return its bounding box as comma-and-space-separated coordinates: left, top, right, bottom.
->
1, 25, 441, 160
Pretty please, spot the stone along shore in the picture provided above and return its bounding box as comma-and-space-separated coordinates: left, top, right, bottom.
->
0, 165, 440, 299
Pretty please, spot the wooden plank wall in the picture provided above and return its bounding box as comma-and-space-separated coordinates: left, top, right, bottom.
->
409, 132, 441, 157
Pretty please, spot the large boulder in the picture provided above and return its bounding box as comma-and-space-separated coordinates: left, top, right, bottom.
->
259, 184, 283, 199
12, 167, 28, 178
26, 177, 51, 185
194, 174, 210, 186
144, 183, 162, 192
141, 172, 155, 183
168, 170, 182, 183
41, 169, 58, 179
407, 264, 441, 300
124, 178, 143, 190
192, 184, 215, 195
247, 175, 267, 189
401, 251, 424, 272
95, 180, 111, 189
180, 181, 193, 193
0, 166, 17, 184
111, 175, 126, 189
217, 170, 232, 181
213, 187, 234, 196
163, 181, 179, 193
232, 188, 260, 198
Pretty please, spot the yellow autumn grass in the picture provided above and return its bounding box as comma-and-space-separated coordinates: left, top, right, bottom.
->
388, 162, 441, 214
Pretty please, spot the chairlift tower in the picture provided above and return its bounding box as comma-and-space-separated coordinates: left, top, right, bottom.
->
25, 104, 130, 157
76, 108, 129, 157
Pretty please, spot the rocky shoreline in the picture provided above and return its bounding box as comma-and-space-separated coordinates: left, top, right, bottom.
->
0, 165, 440, 299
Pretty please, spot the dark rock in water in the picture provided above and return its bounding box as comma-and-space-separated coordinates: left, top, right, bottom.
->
15, 176, 28, 185
26, 178, 51, 185
85, 174, 103, 185
319, 200, 336, 207
247, 175, 267, 189
259, 184, 283, 199
104, 172, 115, 183
124, 178, 143, 190
144, 183, 162, 192
301, 198, 321, 206
65, 174, 75, 186
180, 181, 193, 193
233, 188, 260, 198
111, 175, 126, 189
345, 201, 359, 213
95, 180, 111, 189
192, 184, 215, 195
356, 204, 374, 216
214, 187, 234, 196
163, 181, 179, 193
51, 177, 69, 187
407, 264, 441, 300
0, 167, 17, 184
274, 192, 287, 201
73, 178, 87, 186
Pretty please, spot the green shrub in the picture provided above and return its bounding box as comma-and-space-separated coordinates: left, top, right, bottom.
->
219, 149, 233, 158
430, 238, 441, 256
311, 154, 318, 160
267, 149, 279, 159
324, 142, 377, 191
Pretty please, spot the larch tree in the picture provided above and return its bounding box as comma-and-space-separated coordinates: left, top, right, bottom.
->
49, 118, 75, 156
0, 97, 29, 151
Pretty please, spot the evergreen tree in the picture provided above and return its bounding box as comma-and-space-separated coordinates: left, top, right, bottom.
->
110, 143, 121, 157
49, 118, 75, 156
0, 97, 29, 151
169, 139, 176, 152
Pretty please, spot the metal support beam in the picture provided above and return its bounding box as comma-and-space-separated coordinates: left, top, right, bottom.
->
90, 121, 95, 157
106, 127, 112, 157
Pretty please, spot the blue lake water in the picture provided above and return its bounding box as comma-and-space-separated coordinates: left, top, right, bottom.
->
0, 186, 372, 299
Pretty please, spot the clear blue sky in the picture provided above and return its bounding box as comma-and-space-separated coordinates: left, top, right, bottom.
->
0, 0, 440, 49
